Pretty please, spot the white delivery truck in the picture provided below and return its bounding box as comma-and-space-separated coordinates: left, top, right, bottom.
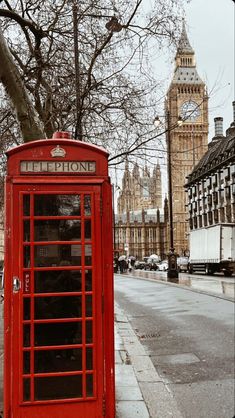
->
189, 224, 235, 276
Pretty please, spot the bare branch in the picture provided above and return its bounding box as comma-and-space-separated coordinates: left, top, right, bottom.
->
0, 8, 47, 39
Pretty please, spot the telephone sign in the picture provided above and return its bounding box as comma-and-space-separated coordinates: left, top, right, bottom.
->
4, 132, 115, 418
20, 160, 96, 173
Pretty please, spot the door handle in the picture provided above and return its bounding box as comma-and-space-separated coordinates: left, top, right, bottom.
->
13, 276, 21, 293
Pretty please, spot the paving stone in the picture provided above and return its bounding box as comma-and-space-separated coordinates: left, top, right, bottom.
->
115, 339, 124, 350
124, 338, 146, 356
116, 400, 150, 418
118, 329, 134, 337
115, 314, 128, 323
117, 323, 131, 330
115, 350, 123, 364
115, 365, 137, 386
116, 385, 143, 401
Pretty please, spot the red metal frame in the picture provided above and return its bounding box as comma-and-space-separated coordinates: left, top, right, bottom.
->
4, 137, 115, 418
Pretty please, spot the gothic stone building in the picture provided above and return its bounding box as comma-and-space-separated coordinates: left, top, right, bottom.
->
117, 161, 162, 213
115, 161, 169, 260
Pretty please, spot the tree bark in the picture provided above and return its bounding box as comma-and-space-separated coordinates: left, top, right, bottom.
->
0, 26, 45, 142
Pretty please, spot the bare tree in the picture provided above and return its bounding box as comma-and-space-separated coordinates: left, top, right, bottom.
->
0, 0, 187, 165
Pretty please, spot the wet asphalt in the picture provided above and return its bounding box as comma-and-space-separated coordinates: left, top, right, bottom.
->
130, 269, 235, 301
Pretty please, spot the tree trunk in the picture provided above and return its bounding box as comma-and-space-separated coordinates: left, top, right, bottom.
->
0, 26, 45, 142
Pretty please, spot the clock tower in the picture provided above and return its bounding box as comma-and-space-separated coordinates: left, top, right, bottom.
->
166, 21, 208, 255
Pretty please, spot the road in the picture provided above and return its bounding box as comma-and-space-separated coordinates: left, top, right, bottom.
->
115, 273, 235, 418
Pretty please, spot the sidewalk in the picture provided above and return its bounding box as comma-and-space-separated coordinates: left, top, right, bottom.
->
115, 302, 183, 418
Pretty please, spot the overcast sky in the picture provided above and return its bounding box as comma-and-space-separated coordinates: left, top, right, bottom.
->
172, 0, 234, 138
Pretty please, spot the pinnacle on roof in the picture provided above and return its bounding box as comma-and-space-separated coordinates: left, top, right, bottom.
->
132, 161, 140, 176
177, 19, 194, 55
143, 164, 150, 177
124, 158, 129, 171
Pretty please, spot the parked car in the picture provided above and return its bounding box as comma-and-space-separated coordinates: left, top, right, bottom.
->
144, 260, 158, 271
134, 260, 146, 270
177, 256, 189, 272
157, 260, 168, 271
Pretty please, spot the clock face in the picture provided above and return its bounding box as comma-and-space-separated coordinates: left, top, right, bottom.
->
180, 100, 201, 121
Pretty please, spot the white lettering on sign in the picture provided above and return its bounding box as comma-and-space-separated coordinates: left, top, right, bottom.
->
20, 161, 96, 173
24, 272, 30, 293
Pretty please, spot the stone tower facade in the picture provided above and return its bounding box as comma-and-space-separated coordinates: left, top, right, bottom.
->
166, 21, 209, 255
117, 161, 162, 214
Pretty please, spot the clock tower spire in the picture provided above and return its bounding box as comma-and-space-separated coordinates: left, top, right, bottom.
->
165, 20, 208, 256
175, 19, 195, 63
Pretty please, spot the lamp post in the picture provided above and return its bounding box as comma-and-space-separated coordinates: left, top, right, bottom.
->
154, 112, 182, 282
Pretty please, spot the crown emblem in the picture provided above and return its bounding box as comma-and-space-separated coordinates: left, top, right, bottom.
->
50, 145, 66, 158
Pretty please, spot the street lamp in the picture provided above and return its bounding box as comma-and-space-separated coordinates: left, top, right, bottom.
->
154, 112, 182, 282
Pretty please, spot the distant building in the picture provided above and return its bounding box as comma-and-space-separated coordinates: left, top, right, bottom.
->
117, 160, 162, 214
185, 102, 235, 231
115, 161, 169, 259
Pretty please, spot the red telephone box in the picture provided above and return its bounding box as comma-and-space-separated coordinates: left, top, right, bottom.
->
4, 132, 115, 418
